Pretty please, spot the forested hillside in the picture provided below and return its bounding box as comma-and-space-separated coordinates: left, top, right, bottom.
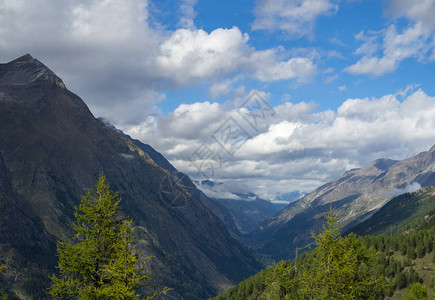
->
214, 207, 435, 299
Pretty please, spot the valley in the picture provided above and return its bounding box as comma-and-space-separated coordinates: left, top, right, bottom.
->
0, 54, 434, 299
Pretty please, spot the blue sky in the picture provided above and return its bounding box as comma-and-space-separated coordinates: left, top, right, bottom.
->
1, 0, 435, 200
147, 0, 435, 114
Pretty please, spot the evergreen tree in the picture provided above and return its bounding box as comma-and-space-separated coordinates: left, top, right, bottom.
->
263, 260, 297, 299
407, 247, 416, 260
415, 243, 425, 259
299, 210, 385, 299
404, 282, 428, 300
49, 175, 169, 299
0, 264, 9, 300
397, 273, 408, 289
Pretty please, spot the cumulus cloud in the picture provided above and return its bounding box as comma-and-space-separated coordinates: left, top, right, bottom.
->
345, 0, 435, 76
125, 88, 435, 200
0, 0, 317, 126
2, 0, 433, 201
252, 0, 339, 38
0, 0, 163, 123
154, 27, 250, 85
154, 27, 316, 86
386, 0, 435, 30
209, 80, 237, 99
252, 53, 316, 82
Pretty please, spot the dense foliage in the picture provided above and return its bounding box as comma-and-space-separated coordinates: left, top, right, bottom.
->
214, 209, 435, 300
49, 175, 169, 299
297, 211, 385, 299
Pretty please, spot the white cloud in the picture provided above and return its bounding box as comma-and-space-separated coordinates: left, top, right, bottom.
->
195, 181, 255, 200
431, 40, 435, 61
155, 27, 316, 85
0, 0, 162, 125
345, 56, 396, 76
346, 0, 435, 76
154, 27, 250, 85
252, 0, 339, 38
386, 0, 435, 31
209, 81, 234, 99
338, 85, 346, 91
178, 0, 197, 29
324, 74, 338, 83
125, 88, 435, 200
252, 54, 316, 82
390, 182, 422, 198
329, 37, 346, 47
120, 153, 135, 160
345, 23, 430, 75
395, 83, 421, 98
196, 182, 243, 200
0, 0, 316, 127
208, 76, 246, 99
2, 0, 434, 201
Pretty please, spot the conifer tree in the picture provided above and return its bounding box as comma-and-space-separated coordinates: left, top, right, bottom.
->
299, 209, 385, 299
0, 264, 9, 300
404, 282, 429, 300
49, 175, 169, 299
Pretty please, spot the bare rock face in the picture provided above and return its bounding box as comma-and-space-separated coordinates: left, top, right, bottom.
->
251, 145, 435, 261
0, 55, 261, 299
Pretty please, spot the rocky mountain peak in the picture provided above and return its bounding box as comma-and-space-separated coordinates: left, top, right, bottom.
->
0, 53, 65, 89
0, 55, 262, 298
7, 53, 34, 65
370, 158, 398, 172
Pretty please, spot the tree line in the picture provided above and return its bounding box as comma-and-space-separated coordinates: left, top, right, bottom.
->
214, 209, 435, 299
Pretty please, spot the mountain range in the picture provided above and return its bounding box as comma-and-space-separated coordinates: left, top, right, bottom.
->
0, 54, 262, 299
249, 144, 435, 261
195, 180, 286, 234
1, 54, 434, 299
214, 185, 435, 299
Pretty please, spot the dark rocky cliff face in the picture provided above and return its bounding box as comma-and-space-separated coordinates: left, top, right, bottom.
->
0, 54, 262, 299
250, 145, 435, 261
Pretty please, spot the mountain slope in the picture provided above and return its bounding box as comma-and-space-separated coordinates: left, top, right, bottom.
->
213, 197, 286, 234
196, 180, 287, 234
0, 54, 262, 299
347, 186, 435, 236
129, 141, 241, 238
251, 146, 435, 261
95, 120, 241, 238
